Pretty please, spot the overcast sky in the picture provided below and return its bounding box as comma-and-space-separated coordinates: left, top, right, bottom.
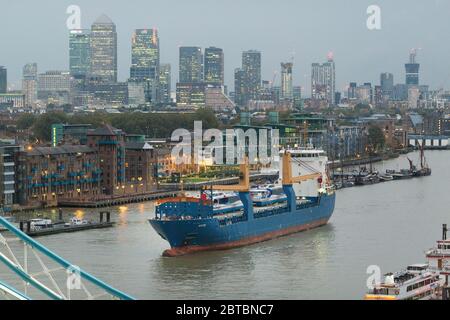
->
2, 0, 450, 95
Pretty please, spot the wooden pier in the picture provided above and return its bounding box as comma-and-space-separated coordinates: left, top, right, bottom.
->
57, 191, 179, 208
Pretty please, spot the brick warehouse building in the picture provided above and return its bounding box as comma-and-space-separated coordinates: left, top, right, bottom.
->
86, 125, 158, 196
16, 145, 101, 207
12, 124, 158, 208
87, 125, 126, 195
124, 141, 158, 194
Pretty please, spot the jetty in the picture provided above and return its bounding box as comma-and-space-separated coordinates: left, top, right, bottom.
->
18, 211, 114, 237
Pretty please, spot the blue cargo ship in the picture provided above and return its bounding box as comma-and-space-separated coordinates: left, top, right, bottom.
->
149, 150, 336, 257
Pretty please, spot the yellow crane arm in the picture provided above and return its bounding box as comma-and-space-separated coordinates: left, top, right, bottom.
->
205, 158, 250, 192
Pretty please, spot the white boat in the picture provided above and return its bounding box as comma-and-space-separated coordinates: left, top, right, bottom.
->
29, 219, 53, 231
66, 217, 90, 226
366, 224, 450, 300
365, 264, 444, 300
426, 224, 450, 280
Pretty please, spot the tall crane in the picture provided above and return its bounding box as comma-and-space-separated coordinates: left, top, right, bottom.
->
270, 71, 278, 89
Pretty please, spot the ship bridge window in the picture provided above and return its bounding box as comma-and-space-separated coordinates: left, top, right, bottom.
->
406, 278, 433, 292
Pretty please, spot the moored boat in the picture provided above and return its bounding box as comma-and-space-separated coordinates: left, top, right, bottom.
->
365, 265, 444, 300
365, 225, 450, 300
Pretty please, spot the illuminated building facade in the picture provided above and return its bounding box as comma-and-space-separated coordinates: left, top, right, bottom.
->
87, 125, 126, 195
176, 82, 206, 108
204, 47, 224, 86
179, 47, 203, 83
125, 142, 158, 193
69, 29, 91, 78
130, 29, 160, 103
16, 145, 101, 207
90, 15, 117, 83
159, 64, 171, 104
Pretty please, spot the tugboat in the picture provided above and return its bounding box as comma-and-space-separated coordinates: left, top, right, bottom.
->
149, 148, 336, 257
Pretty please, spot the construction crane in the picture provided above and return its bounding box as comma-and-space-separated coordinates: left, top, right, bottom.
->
270, 71, 278, 89
409, 47, 422, 63
290, 51, 296, 64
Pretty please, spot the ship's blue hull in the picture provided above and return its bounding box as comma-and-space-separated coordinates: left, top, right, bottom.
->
149, 192, 336, 256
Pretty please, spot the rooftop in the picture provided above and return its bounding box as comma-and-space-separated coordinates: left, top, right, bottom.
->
25, 145, 95, 156
125, 142, 154, 150
93, 14, 114, 25
87, 124, 124, 136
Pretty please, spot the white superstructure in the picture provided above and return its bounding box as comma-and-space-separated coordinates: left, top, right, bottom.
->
275, 147, 329, 197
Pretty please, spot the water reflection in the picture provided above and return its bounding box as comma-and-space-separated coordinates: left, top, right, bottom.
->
151, 248, 255, 299
74, 209, 85, 219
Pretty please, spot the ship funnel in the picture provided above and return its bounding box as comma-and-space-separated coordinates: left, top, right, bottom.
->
443, 224, 448, 241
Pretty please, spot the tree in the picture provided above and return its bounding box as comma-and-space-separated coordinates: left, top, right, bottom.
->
16, 113, 36, 130
33, 112, 68, 142
367, 125, 385, 152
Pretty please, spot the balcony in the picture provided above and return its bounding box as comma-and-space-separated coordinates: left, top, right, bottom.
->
3, 162, 15, 167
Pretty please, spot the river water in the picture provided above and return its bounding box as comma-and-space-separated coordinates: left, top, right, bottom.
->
1, 151, 449, 300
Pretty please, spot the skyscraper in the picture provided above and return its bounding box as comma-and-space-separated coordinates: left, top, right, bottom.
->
179, 47, 203, 83
242, 50, 261, 105
22, 63, 38, 106
348, 82, 357, 100
69, 29, 91, 78
380, 72, 394, 99
281, 62, 293, 100
130, 29, 160, 81
130, 28, 160, 103
405, 49, 420, 86
204, 47, 224, 86
311, 53, 335, 105
90, 15, 117, 83
159, 64, 171, 104
0, 66, 6, 93
293, 86, 302, 108
234, 68, 245, 107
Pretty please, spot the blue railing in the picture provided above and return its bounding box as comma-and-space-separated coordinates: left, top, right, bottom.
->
0, 216, 135, 300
